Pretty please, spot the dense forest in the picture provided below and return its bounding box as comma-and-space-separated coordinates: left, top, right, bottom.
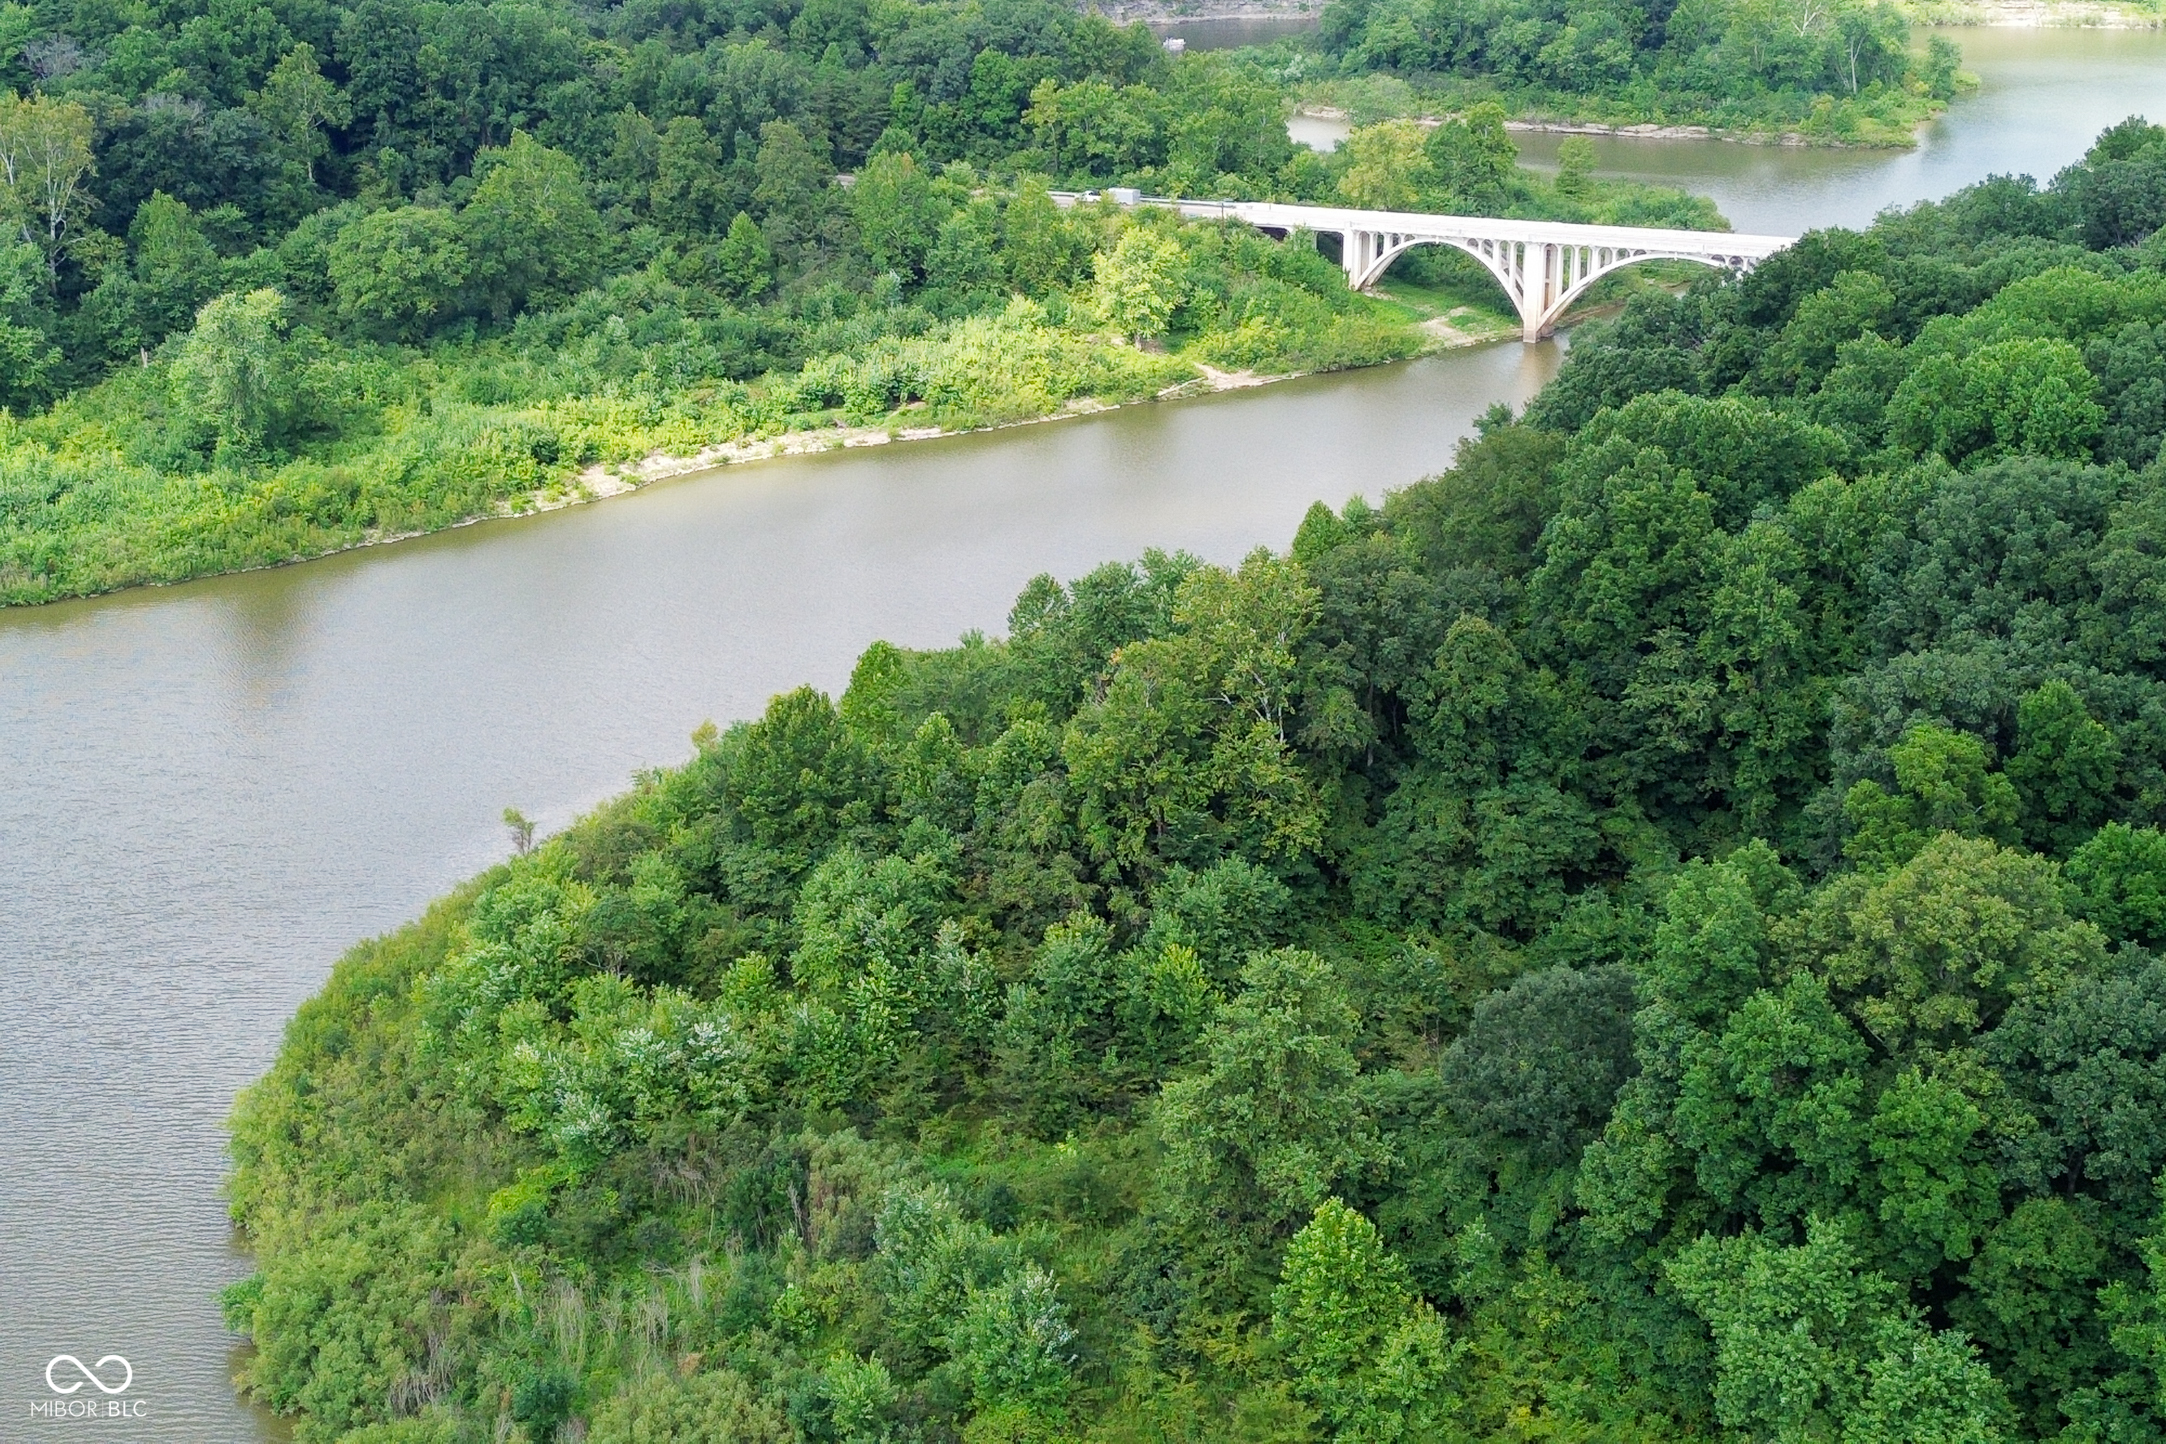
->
1310, 0, 1964, 141
0, 0, 1877, 605
226, 117, 2166, 1444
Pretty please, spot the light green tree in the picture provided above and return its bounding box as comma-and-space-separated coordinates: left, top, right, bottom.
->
76, 189, 222, 360
852, 151, 946, 281
717, 210, 773, 299
1668, 1217, 2009, 1444
1555, 136, 1597, 198
651, 116, 729, 238
1162, 61, 1293, 191
1807, 833, 2106, 1055
123, 192, 222, 346
2005, 680, 2120, 855
460, 133, 603, 317
824, 1354, 899, 1444
1272, 1199, 1459, 1443
1024, 77, 1163, 178
753, 120, 832, 265
172, 288, 298, 453
587, 1368, 795, 1444
602, 107, 661, 209
0, 238, 55, 405
2066, 822, 2166, 946
251, 44, 350, 187
327, 206, 468, 341
1337, 120, 1435, 211
946, 1264, 1075, 1415
1842, 723, 2021, 871
1090, 225, 1185, 344
1153, 949, 1382, 1280
1426, 102, 1517, 210
925, 206, 1000, 302
1889, 337, 2105, 464
1000, 181, 1091, 297
0, 91, 94, 273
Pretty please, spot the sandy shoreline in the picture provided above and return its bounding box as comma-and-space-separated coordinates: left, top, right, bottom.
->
521, 335, 1495, 519
543, 310, 1535, 510
550, 371, 1264, 503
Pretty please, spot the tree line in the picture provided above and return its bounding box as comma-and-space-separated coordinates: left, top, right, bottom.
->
1312, 0, 1964, 142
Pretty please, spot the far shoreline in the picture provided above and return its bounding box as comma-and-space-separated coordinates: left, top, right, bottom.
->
1292, 100, 1957, 152
1117, 0, 2162, 24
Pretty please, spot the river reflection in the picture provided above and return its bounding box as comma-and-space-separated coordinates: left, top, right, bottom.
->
0, 344, 1558, 1443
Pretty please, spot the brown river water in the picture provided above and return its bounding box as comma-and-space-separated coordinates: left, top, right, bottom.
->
1, 27, 2162, 1440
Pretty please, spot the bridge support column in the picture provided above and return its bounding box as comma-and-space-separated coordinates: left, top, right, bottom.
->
1339, 229, 1367, 289
1522, 241, 1555, 343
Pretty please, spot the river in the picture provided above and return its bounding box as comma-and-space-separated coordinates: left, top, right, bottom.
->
0, 348, 1560, 1442
1512, 27, 2166, 235
1286, 27, 2166, 237
2, 28, 2162, 1443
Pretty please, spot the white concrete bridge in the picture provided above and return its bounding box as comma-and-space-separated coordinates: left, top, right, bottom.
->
1055, 191, 1794, 342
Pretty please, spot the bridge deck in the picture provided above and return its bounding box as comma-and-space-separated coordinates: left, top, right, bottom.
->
1151, 198, 1793, 257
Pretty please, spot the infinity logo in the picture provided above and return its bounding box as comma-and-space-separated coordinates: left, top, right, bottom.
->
45, 1355, 131, 1395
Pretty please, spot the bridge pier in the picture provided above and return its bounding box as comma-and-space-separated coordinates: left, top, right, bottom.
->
1528, 242, 1556, 344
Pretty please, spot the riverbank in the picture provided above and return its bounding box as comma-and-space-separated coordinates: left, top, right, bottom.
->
1909, 0, 2164, 24
483, 312, 1523, 547
1504, 118, 1910, 147
559, 360, 1295, 498
1299, 85, 1955, 147
567, 288, 1519, 490
8, 296, 1532, 604
1298, 106, 1924, 148
0, 313, 1415, 608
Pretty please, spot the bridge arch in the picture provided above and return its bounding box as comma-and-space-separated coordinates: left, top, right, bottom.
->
1347, 231, 1761, 342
